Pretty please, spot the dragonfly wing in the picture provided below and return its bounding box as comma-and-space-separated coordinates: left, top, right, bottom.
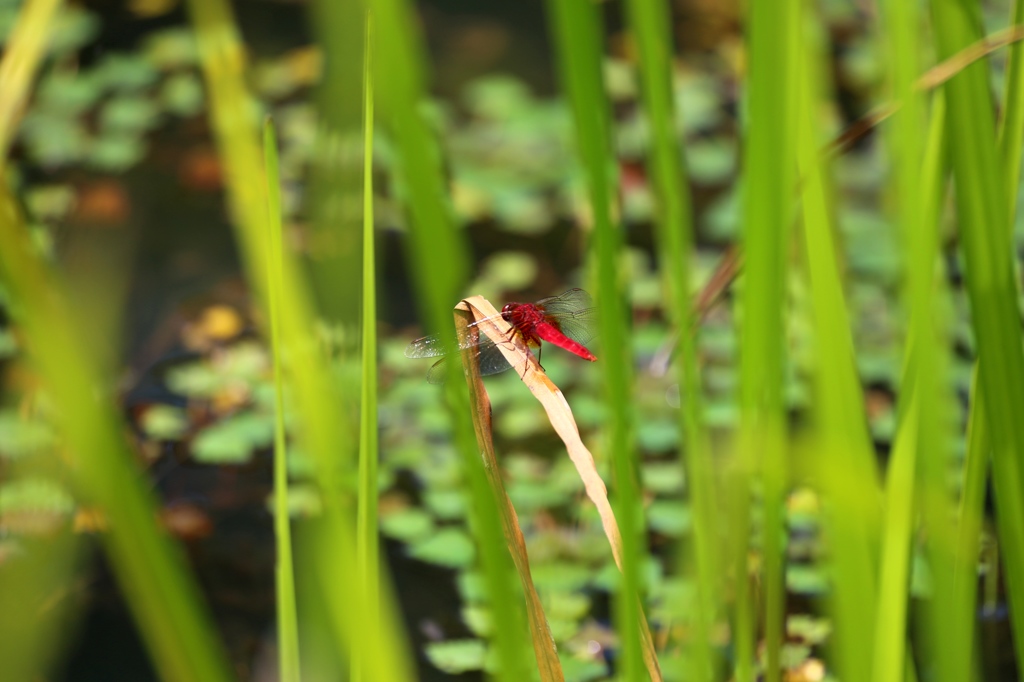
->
535, 288, 593, 313
405, 334, 452, 359
423, 338, 520, 383
537, 288, 597, 347
404, 312, 510, 359
476, 339, 519, 376
425, 357, 451, 384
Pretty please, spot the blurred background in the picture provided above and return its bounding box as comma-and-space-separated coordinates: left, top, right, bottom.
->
2, 0, 1022, 680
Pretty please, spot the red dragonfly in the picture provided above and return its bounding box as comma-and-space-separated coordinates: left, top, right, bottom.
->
405, 288, 598, 384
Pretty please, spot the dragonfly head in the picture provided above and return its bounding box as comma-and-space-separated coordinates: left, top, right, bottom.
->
500, 303, 517, 322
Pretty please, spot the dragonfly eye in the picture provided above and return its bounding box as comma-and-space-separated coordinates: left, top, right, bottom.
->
501, 303, 515, 317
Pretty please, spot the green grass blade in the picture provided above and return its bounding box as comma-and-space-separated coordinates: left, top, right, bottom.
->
0, 183, 235, 682
1000, 0, 1024, 217
948, 2, 1024, 677
908, 99, 962, 682
263, 118, 302, 682
873, 83, 950, 680
355, 14, 381, 682
738, 0, 801, 679
368, 1, 535, 679
623, 0, 719, 677
0, 0, 59, 158
546, 0, 651, 679
305, 0, 364, 327
367, 0, 467, 334
873, 390, 918, 682
187, 1, 413, 677
0, 2, 233, 680
951, 367, 988, 682
929, 0, 1024, 662
795, 22, 882, 682
877, 0, 961, 677
0, 3, 80, 680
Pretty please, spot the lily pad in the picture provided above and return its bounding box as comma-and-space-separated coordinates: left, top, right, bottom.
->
425, 639, 486, 674
380, 507, 435, 542
408, 528, 475, 568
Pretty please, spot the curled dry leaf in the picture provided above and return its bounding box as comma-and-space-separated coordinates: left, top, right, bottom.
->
457, 295, 663, 682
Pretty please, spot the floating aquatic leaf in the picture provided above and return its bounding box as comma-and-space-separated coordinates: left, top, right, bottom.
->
687, 137, 737, 185
702, 183, 740, 240
637, 420, 681, 455
408, 528, 475, 568
25, 185, 76, 221
675, 71, 723, 133
787, 614, 832, 645
456, 570, 488, 604
0, 328, 16, 359
463, 76, 533, 120
101, 95, 161, 132
786, 564, 829, 595
380, 507, 435, 542
506, 480, 567, 512
89, 133, 147, 172
703, 399, 739, 428
0, 411, 56, 460
547, 618, 580, 642
161, 72, 204, 117
641, 462, 685, 494
544, 591, 591, 621
48, 7, 100, 55
0, 477, 75, 534
461, 605, 492, 636
191, 411, 273, 464
20, 112, 88, 166
94, 53, 159, 91
166, 363, 223, 398
478, 251, 539, 292
281, 484, 322, 518
647, 500, 691, 537
38, 73, 101, 114
424, 639, 486, 674
140, 404, 189, 440
530, 562, 592, 592
144, 28, 198, 70
422, 490, 466, 520
560, 655, 607, 682
495, 403, 547, 438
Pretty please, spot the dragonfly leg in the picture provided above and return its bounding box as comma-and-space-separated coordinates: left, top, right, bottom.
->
498, 326, 519, 352
515, 346, 545, 382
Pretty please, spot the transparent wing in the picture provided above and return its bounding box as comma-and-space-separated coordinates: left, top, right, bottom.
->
404, 334, 453, 359
535, 288, 597, 347
404, 311, 508, 359
423, 336, 529, 384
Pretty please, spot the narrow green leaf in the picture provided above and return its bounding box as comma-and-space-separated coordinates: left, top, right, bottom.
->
355, 14, 381, 682
264, 117, 301, 682
546, 0, 650, 679
0, 2, 232, 680
188, 0, 414, 678
738, 0, 801, 679
930, 0, 1024, 663
796, 22, 881, 682
1000, 0, 1024, 218
624, 0, 720, 678
367, 1, 534, 680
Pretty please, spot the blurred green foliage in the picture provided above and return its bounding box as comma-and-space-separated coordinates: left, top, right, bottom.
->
2, 0, 1022, 679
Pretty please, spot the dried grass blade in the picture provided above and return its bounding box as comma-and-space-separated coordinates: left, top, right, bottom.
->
460, 295, 662, 682
454, 302, 564, 682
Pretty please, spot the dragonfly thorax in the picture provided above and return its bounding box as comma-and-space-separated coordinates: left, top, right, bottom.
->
501, 302, 547, 344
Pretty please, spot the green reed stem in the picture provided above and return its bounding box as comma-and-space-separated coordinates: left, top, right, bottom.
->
264, 118, 302, 682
